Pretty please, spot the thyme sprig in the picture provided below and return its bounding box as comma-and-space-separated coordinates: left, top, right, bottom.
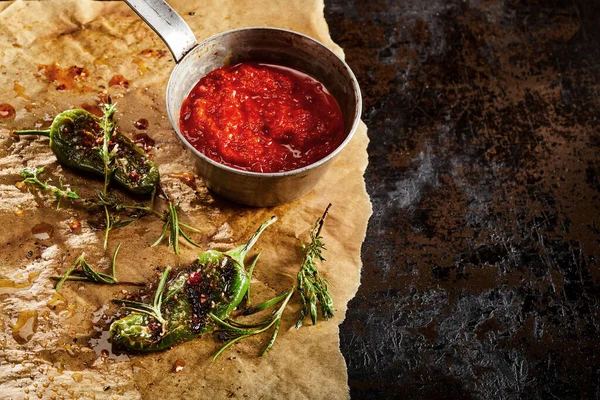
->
99, 102, 118, 195
97, 102, 119, 249
296, 204, 334, 328
20, 167, 79, 209
112, 266, 171, 334
54, 243, 122, 290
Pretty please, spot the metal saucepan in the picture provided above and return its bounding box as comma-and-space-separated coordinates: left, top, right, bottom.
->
124, 0, 362, 206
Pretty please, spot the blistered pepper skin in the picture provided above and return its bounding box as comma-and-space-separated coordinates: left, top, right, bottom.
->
109, 217, 277, 353
110, 255, 248, 352
16, 109, 159, 194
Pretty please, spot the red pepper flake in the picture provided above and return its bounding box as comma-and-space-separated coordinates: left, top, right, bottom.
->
68, 220, 81, 232
109, 74, 130, 89
188, 271, 203, 286
149, 322, 160, 332
128, 170, 141, 183
134, 118, 149, 130
179, 62, 345, 173
0, 104, 15, 119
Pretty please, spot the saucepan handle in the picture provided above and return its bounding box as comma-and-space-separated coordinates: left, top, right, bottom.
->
123, 0, 198, 63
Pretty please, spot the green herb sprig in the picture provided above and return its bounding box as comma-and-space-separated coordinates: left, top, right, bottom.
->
54, 243, 122, 290
98, 102, 118, 195
211, 205, 334, 358
210, 287, 294, 359
20, 167, 79, 209
102, 205, 134, 250
97, 102, 118, 249
296, 204, 334, 328
152, 201, 202, 254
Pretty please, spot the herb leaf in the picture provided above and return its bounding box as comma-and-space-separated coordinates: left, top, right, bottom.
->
296, 204, 334, 328
211, 205, 335, 358
211, 287, 294, 359
98, 102, 117, 195
20, 167, 79, 209
151, 201, 202, 254
54, 244, 121, 290
98, 103, 118, 249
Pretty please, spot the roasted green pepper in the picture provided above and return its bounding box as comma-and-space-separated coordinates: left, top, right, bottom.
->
109, 216, 276, 352
14, 109, 159, 195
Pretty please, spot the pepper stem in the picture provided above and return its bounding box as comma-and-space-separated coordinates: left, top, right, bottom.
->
231, 216, 277, 263
12, 129, 51, 137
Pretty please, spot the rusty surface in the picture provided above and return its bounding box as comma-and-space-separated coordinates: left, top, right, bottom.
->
325, 0, 600, 398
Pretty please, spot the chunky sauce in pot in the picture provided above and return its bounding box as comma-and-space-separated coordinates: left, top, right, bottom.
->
179, 63, 345, 173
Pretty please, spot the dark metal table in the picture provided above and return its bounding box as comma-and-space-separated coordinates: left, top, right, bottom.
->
325, 1, 600, 398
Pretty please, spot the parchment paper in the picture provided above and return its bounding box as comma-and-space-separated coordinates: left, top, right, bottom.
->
0, 1, 371, 398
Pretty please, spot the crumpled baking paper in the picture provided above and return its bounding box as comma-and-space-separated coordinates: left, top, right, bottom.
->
0, 1, 371, 398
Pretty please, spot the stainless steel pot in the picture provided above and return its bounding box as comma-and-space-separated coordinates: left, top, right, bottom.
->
125, 0, 362, 206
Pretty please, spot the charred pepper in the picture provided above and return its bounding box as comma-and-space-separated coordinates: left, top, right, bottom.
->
109, 216, 276, 352
14, 109, 159, 194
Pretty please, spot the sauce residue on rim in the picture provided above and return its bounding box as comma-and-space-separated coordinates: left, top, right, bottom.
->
179, 62, 345, 173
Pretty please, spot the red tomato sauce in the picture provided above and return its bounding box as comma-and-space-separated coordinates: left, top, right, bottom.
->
179, 62, 345, 173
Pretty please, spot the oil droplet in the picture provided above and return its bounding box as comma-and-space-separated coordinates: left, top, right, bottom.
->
168, 172, 196, 189
15, 181, 27, 190
0, 271, 38, 296
14, 81, 30, 100
71, 373, 83, 383
14, 208, 24, 217
140, 48, 167, 58
38, 63, 89, 91
54, 361, 65, 374
0, 278, 29, 294
46, 292, 68, 312
132, 58, 148, 75
93, 54, 109, 66
172, 359, 185, 373
134, 118, 149, 130
109, 74, 129, 89
89, 329, 129, 362
31, 222, 54, 240
0, 104, 15, 119
132, 133, 155, 153
80, 102, 103, 117
68, 219, 81, 232
12, 310, 38, 344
